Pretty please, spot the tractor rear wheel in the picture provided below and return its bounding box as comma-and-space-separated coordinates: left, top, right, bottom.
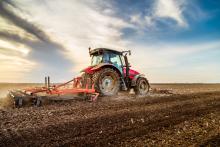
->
134, 77, 150, 96
92, 68, 120, 96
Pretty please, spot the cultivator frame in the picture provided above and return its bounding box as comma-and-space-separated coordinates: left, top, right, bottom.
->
9, 76, 99, 108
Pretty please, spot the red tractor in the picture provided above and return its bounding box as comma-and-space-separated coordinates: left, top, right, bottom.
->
81, 48, 150, 96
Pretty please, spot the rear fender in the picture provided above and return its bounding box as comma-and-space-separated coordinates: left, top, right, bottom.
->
131, 74, 146, 86
82, 63, 122, 77
91, 63, 112, 71
92, 63, 122, 76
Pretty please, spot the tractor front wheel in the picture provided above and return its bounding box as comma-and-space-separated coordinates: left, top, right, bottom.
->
93, 68, 120, 96
134, 77, 150, 96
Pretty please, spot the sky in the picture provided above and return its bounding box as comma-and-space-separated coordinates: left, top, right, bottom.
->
0, 0, 220, 83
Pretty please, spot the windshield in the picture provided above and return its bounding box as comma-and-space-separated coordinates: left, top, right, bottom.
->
91, 55, 103, 66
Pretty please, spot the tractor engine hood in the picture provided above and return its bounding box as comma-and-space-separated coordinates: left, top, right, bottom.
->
123, 68, 140, 79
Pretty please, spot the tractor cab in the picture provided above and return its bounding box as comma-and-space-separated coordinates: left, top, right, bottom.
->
90, 48, 124, 72
89, 48, 134, 76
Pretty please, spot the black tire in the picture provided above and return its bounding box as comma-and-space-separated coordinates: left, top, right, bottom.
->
92, 68, 120, 96
14, 97, 23, 108
33, 97, 42, 107
134, 77, 150, 96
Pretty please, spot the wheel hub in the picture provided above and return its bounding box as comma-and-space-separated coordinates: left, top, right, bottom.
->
101, 76, 115, 92
139, 80, 148, 94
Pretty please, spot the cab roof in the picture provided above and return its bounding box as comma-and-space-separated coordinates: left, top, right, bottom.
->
89, 48, 122, 55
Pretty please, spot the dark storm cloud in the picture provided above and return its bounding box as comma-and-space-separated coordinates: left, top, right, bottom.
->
1, 0, 19, 10
0, 30, 65, 53
0, 0, 50, 42
0, 0, 66, 52
0, 0, 70, 66
0, 31, 32, 45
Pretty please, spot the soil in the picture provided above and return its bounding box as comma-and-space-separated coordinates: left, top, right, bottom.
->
0, 84, 220, 146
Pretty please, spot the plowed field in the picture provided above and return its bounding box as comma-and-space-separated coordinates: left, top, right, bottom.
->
0, 84, 220, 146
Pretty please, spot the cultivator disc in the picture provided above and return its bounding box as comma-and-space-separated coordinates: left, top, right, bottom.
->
8, 90, 41, 108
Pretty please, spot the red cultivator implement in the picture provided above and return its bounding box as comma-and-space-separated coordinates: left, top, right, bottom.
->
9, 76, 99, 108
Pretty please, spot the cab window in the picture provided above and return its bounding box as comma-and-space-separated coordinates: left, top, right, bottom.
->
91, 55, 103, 66
109, 53, 122, 69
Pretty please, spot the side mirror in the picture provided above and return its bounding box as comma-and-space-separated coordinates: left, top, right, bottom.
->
122, 50, 131, 56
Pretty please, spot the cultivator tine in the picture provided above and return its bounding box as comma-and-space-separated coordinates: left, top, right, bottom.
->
92, 83, 95, 90
33, 97, 42, 107
90, 93, 99, 102
86, 82, 88, 89
86, 78, 90, 89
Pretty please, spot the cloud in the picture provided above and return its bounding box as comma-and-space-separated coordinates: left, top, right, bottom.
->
0, 39, 30, 56
0, 0, 69, 52
0, 0, 74, 82
0, 39, 36, 82
130, 0, 188, 29
130, 14, 154, 29
13, 0, 133, 73
131, 40, 220, 67
0, 0, 50, 42
128, 40, 220, 83
153, 0, 187, 27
